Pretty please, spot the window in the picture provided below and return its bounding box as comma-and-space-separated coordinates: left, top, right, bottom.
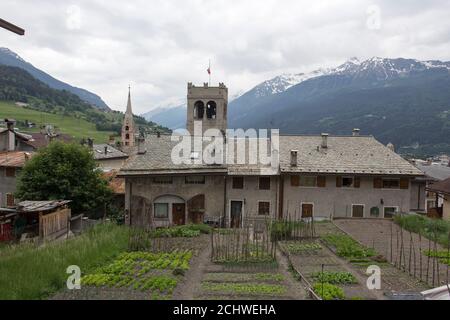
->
152, 177, 173, 184
259, 177, 270, 190
232, 177, 244, 189
185, 176, 205, 184
206, 101, 217, 119
352, 205, 364, 218
258, 201, 270, 215
125, 126, 129, 131
370, 207, 380, 217
5, 167, 15, 177
342, 177, 354, 188
125, 133, 130, 139
154, 203, 169, 219
291, 175, 300, 187
384, 207, 398, 218
382, 179, 400, 189
427, 200, 436, 210
299, 176, 317, 187
194, 101, 205, 119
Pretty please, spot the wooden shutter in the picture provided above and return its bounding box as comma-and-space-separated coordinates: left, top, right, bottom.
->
290, 175, 300, 187
373, 177, 382, 189
336, 176, 342, 188
317, 176, 326, 188
6, 194, 14, 207
354, 176, 361, 188
399, 178, 409, 190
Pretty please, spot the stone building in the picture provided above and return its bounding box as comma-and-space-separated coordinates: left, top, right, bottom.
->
119, 82, 424, 228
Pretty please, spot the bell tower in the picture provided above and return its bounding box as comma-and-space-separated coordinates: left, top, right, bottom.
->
186, 82, 228, 135
121, 86, 136, 147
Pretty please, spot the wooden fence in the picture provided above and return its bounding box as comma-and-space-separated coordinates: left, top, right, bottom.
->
39, 208, 70, 240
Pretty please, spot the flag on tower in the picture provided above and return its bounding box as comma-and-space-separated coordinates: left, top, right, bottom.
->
207, 65, 211, 75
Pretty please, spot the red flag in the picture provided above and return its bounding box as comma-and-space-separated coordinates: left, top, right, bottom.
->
207, 66, 211, 75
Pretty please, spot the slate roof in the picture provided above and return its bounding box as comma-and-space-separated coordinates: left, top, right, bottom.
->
93, 144, 128, 160
0, 151, 33, 168
415, 163, 450, 181
15, 200, 71, 213
279, 135, 423, 176
427, 177, 450, 196
119, 134, 424, 177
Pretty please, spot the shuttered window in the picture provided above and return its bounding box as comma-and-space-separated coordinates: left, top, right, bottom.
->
5, 167, 15, 177
399, 178, 409, 190
6, 194, 14, 207
290, 175, 300, 187
336, 176, 343, 188
373, 178, 382, 189
259, 177, 271, 190
232, 177, 244, 189
354, 177, 361, 188
317, 176, 326, 188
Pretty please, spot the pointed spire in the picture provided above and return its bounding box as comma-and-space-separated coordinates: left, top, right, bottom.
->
126, 85, 132, 114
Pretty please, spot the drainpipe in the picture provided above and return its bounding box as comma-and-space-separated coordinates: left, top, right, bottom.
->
278, 175, 284, 219
223, 175, 227, 228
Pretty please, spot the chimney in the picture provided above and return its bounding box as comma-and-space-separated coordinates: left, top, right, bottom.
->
87, 138, 94, 149
290, 150, 298, 167
108, 135, 115, 144
104, 146, 108, 155
137, 136, 146, 154
5, 118, 15, 131
387, 142, 395, 152
321, 133, 329, 149
352, 128, 360, 136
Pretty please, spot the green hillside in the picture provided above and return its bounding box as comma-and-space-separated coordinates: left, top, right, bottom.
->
0, 100, 114, 142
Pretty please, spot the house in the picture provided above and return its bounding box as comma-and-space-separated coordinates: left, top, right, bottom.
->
414, 163, 450, 214
118, 82, 424, 228
0, 151, 32, 207
426, 177, 450, 220
0, 119, 34, 152
92, 142, 129, 171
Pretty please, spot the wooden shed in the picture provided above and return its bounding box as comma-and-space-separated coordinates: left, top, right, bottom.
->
2, 200, 72, 241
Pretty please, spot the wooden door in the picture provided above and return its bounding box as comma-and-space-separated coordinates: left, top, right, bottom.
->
352, 205, 364, 218
230, 201, 243, 228
172, 203, 185, 225
301, 203, 313, 218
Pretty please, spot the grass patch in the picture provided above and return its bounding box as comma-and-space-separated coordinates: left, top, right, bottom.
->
312, 282, 345, 300
310, 271, 357, 285
394, 214, 450, 247
0, 100, 114, 142
0, 223, 129, 299
201, 281, 286, 296
321, 234, 375, 260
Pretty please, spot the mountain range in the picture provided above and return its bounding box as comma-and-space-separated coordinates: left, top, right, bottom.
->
143, 57, 450, 156
0, 47, 110, 110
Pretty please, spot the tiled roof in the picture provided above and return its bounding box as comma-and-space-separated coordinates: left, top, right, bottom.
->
279, 135, 423, 176
415, 164, 450, 181
15, 200, 71, 212
120, 134, 424, 177
427, 177, 450, 195
93, 144, 128, 160
24, 133, 74, 149
0, 151, 33, 168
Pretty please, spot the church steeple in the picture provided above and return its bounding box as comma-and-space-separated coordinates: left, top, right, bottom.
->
126, 85, 132, 114
121, 85, 136, 147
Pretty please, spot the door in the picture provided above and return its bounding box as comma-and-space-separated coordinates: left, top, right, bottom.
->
230, 201, 243, 228
352, 205, 364, 218
301, 203, 313, 218
172, 203, 186, 225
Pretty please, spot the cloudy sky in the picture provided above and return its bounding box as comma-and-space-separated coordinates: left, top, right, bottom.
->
1, 0, 450, 114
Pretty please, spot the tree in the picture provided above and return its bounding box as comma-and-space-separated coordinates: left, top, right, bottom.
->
16, 142, 113, 218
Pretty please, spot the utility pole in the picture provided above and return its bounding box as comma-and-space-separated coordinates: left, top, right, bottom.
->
0, 18, 25, 35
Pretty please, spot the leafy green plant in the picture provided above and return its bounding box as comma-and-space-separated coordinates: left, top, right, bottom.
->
313, 282, 345, 300
322, 234, 375, 259
148, 224, 211, 238
201, 282, 286, 296
282, 242, 322, 254
394, 214, 450, 246
311, 271, 357, 284
424, 250, 450, 265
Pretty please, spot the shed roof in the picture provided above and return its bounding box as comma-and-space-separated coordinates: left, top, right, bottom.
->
427, 177, 450, 196
15, 200, 71, 213
0, 151, 33, 168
